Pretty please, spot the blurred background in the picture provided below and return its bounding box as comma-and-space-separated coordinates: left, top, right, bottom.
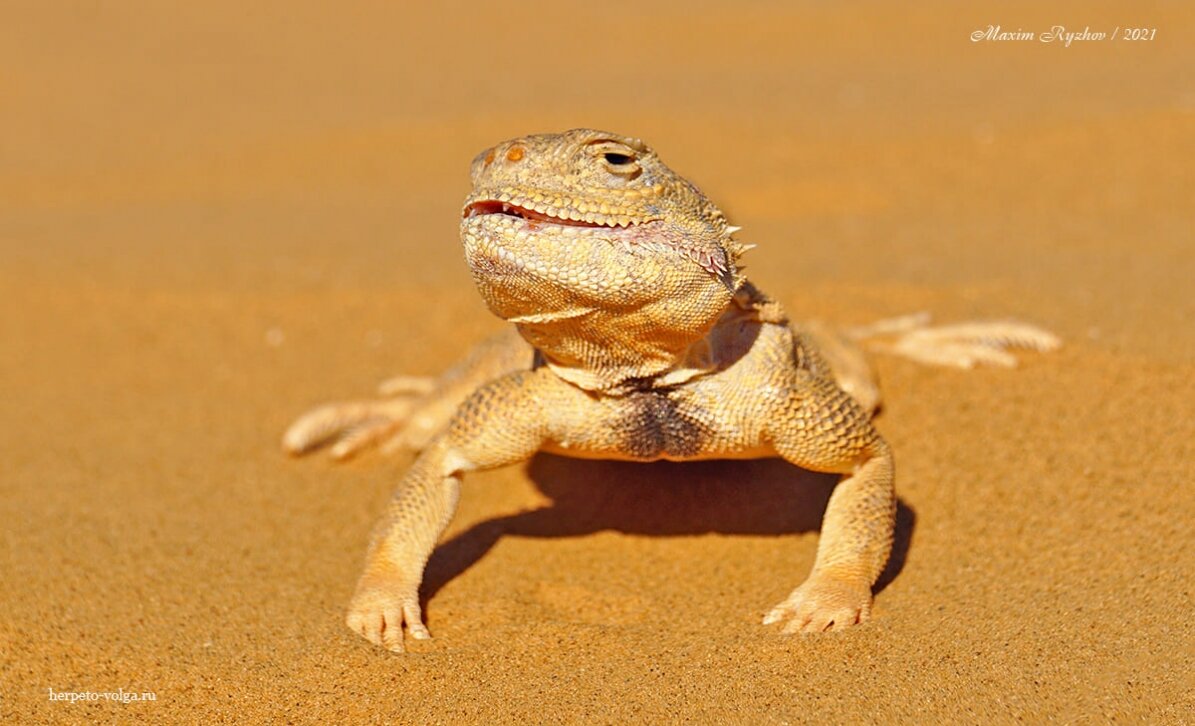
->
4, 1, 1191, 342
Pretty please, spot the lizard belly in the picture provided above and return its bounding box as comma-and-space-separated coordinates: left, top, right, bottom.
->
541, 388, 774, 463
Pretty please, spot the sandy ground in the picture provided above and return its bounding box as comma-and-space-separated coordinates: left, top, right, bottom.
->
2, 2, 1193, 723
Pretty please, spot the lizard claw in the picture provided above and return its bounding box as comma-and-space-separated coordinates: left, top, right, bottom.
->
764, 573, 873, 634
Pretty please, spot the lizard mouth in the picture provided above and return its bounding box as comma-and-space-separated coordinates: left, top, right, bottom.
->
463, 200, 638, 228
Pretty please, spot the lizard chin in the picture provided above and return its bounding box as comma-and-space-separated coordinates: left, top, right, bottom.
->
460, 211, 701, 308
460, 211, 737, 392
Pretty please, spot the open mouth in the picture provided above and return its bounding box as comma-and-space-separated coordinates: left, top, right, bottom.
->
463, 200, 631, 228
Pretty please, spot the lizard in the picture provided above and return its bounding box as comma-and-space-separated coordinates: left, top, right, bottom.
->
282, 128, 1059, 652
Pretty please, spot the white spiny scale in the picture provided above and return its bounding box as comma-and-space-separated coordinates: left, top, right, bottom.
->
725, 225, 742, 235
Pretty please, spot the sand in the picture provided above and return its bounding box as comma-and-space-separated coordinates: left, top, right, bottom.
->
2, 1, 1193, 723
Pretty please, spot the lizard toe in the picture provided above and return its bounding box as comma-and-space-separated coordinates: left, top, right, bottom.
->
346, 580, 426, 653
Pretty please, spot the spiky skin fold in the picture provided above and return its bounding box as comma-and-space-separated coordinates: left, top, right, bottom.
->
329, 129, 902, 651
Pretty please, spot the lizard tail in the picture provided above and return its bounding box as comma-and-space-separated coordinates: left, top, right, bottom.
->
845, 312, 1061, 369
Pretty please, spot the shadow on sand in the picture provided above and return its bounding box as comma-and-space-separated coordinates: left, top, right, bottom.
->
422, 453, 914, 603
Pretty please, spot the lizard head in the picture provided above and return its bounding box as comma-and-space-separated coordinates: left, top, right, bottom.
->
460, 129, 752, 390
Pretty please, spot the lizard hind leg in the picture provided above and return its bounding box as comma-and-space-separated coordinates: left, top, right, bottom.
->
282, 396, 421, 460
282, 328, 536, 460
847, 312, 1060, 369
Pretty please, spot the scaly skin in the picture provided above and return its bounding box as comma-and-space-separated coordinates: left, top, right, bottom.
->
283, 129, 1058, 651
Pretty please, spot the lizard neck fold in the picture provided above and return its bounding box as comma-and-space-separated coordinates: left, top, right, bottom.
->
521, 282, 784, 395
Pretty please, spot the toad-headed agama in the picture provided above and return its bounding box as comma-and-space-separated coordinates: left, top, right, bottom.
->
283, 129, 1058, 652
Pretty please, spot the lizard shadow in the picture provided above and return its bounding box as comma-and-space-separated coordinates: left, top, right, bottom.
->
422, 453, 914, 604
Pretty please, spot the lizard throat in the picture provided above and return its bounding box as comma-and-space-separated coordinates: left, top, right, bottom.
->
463, 200, 639, 229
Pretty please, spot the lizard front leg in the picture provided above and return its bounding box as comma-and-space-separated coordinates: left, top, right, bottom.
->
763, 374, 896, 633
346, 369, 547, 652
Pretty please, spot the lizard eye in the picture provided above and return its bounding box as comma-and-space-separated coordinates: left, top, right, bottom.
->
588, 139, 644, 180
598, 148, 642, 180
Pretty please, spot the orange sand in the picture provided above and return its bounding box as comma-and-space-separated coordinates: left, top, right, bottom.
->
2, 2, 1192, 723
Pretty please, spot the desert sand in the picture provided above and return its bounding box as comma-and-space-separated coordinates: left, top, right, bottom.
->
2, 1, 1192, 723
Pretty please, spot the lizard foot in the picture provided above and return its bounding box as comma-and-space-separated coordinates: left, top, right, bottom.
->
282, 398, 414, 460
282, 376, 440, 460
849, 313, 1061, 369
763, 573, 873, 634
345, 576, 429, 653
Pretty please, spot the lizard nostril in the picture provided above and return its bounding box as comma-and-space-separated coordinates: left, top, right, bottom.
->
506, 146, 525, 162
484, 149, 495, 166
